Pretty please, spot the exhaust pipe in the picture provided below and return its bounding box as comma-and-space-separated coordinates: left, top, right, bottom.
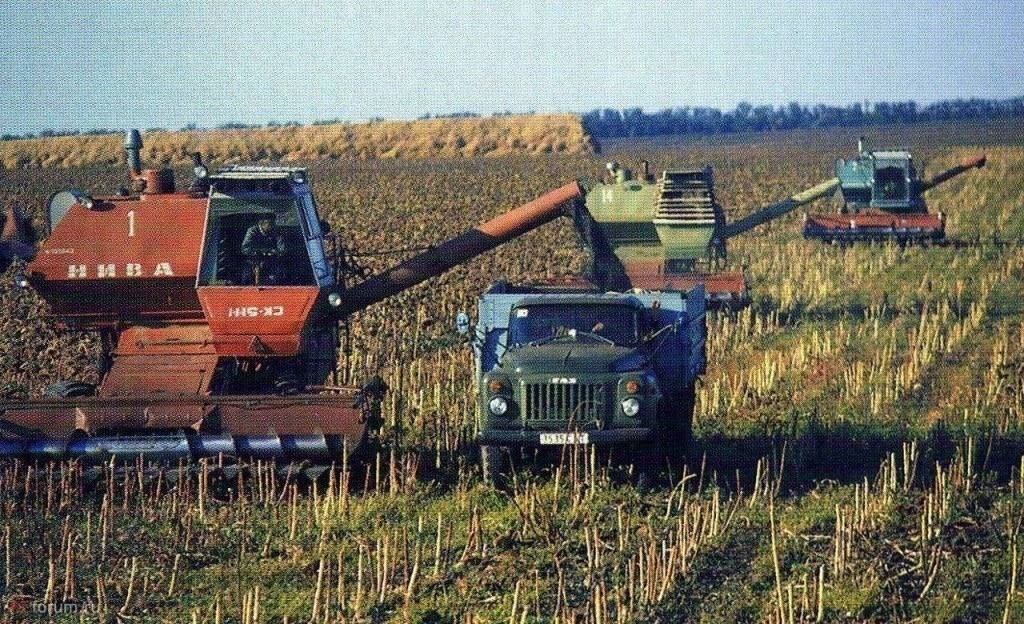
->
189, 152, 211, 195
123, 129, 175, 195
124, 129, 143, 176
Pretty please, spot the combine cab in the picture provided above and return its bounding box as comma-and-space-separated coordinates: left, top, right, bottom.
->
575, 162, 838, 309
803, 139, 986, 244
0, 130, 584, 463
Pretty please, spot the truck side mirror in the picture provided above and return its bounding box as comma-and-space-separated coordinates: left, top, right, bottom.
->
455, 312, 471, 336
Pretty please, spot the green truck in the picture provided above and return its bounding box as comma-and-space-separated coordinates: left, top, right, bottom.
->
459, 282, 706, 481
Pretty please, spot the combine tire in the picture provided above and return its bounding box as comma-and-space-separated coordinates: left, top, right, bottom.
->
480, 445, 507, 485
43, 381, 95, 398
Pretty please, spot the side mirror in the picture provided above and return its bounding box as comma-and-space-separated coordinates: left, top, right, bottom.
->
455, 312, 470, 336
320, 219, 332, 235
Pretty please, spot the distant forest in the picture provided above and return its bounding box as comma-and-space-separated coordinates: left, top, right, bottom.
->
5, 96, 1023, 142
581, 97, 1024, 138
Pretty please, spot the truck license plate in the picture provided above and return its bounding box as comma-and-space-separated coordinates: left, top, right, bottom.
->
539, 432, 589, 445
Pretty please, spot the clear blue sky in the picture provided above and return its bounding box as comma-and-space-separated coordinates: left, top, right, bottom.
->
1, 0, 1021, 134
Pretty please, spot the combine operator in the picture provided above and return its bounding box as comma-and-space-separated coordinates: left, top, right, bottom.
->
241, 214, 287, 285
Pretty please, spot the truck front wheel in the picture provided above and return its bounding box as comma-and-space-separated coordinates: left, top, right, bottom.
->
480, 445, 507, 485
658, 386, 696, 464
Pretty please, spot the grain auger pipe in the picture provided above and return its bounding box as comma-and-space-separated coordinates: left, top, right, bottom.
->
325, 181, 584, 318
718, 177, 840, 240
917, 154, 987, 193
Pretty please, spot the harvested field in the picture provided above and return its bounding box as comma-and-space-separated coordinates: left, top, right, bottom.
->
1, 119, 1024, 622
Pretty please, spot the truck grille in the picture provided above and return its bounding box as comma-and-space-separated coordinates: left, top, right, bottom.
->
523, 383, 605, 422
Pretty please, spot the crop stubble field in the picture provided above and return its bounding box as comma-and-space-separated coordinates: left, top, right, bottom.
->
1, 119, 1024, 622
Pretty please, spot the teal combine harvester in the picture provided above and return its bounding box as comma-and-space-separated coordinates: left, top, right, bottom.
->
802, 138, 986, 244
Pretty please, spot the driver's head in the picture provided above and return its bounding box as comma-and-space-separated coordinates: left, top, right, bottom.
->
257, 215, 274, 234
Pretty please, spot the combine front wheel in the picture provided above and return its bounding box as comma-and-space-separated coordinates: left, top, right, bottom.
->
43, 381, 95, 398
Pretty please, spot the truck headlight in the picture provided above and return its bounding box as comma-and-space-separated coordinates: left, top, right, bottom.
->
488, 396, 509, 416
620, 397, 640, 417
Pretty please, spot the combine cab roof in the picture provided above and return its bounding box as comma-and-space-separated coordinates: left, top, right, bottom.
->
209, 165, 308, 181
869, 150, 912, 161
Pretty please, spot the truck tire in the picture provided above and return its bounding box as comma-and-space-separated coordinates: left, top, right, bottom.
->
480, 445, 507, 485
659, 386, 696, 465
635, 441, 665, 489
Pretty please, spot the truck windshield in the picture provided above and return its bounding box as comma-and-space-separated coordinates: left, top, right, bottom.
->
508, 304, 639, 347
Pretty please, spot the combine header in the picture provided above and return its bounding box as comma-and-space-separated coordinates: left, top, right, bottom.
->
802, 138, 986, 244
575, 162, 837, 309
0, 130, 584, 463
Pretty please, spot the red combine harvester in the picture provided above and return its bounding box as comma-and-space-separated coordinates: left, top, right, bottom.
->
802, 139, 986, 244
0, 130, 583, 463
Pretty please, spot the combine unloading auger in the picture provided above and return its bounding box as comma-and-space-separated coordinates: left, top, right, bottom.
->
0, 131, 583, 463
802, 139, 986, 244
329, 182, 583, 317
719, 178, 840, 239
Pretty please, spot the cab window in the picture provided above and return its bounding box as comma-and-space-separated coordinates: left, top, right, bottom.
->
508, 304, 639, 347
197, 194, 316, 286
874, 166, 908, 202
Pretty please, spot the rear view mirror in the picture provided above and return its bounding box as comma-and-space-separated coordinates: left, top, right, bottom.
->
455, 312, 470, 336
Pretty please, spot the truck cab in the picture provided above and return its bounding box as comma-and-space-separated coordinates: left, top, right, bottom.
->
463, 282, 706, 481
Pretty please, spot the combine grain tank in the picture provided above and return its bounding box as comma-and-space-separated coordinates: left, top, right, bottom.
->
0, 130, 583, 463
575, 162, 837, 309
802, 138, 986, 244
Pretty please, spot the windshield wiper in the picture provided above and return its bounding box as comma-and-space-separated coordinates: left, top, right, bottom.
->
526, 329, 617, 347
524, 334, 567, 347
573, 330, 616, 345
